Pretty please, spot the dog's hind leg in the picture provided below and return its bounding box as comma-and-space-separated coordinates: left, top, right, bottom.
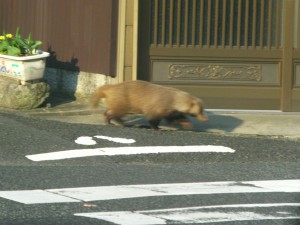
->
104, 110, 124, 126
104, 110, 113, 125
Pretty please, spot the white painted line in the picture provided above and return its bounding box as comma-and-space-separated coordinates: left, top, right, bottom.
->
46, 179, 300, 201
75, 203, 300, 225
0, 190, 80, 204
75, 136, 97, 145
25, 145, 235, 161
75, 135, 136, 145
0, 179, 299, 204
76, 211, 166, 225
94, 135, 136, 144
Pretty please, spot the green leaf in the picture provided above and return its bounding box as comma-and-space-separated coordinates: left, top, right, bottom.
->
0, 41, 9, 51
15, 37, 27, 47
26, 33, 32, 45
15, 27, 21, 39
7, 46, 21, 56
30, 40, 42, 49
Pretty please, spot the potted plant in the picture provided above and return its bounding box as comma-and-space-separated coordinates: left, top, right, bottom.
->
0, 27, 49, 84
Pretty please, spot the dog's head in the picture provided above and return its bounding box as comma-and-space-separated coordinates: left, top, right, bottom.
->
189, 98, 208, 122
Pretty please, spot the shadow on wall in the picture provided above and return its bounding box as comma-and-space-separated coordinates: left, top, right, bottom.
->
123, 112, 244, 133
43, 47, 80, 100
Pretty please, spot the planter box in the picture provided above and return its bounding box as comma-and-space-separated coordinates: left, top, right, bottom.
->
0, 51, 50, 83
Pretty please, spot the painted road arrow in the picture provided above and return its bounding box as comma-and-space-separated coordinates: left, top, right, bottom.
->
25, 145, 235, 161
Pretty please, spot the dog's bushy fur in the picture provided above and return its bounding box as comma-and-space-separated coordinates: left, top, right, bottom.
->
91, 80, 207, 129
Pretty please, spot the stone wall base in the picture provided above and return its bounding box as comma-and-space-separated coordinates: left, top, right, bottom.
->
0, 76, 50, 110
44, 68, 109, 101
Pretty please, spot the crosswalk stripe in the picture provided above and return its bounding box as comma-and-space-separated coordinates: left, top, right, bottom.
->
25, 145, 235, 161
0, 179, 299, 204
74, 203, 300, 225
0, 190, 80, 204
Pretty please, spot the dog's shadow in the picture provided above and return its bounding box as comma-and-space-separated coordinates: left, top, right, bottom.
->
123, 112, 244, 133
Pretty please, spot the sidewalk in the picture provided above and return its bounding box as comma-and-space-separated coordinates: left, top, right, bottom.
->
6, 97, 300, 139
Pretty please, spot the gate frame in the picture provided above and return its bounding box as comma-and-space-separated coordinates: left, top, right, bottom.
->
281, 0, 294, 111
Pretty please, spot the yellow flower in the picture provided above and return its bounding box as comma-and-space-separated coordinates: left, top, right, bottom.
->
0, 36, 5, 40
6, 34, 13, 38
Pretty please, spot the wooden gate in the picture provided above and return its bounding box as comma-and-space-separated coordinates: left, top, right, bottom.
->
138, 0, 300, 111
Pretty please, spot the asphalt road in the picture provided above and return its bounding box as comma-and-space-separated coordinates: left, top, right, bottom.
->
0, 112, 299, 225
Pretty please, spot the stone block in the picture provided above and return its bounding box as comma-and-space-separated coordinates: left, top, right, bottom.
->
0, 77, 50, 109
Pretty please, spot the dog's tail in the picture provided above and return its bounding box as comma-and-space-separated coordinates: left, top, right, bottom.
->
90, 85, 109, 108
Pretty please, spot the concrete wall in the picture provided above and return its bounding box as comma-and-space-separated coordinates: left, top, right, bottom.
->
44, 68, 107, 100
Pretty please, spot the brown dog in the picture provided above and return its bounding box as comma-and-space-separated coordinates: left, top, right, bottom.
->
90, 80, 208, 129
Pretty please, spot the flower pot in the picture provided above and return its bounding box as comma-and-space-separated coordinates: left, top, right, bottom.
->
0, 51, 50, 83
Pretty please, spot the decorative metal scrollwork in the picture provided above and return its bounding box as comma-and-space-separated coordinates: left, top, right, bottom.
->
169, 64, 262, 82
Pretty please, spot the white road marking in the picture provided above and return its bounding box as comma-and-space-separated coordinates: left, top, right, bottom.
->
0, 179, 299, 204
75, 136, 97, 145
74, 203, 300, 225
94, 135, 136, 144
25, 145, 235, 161
75, 135, 136, 145
0, 190, 80, 204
